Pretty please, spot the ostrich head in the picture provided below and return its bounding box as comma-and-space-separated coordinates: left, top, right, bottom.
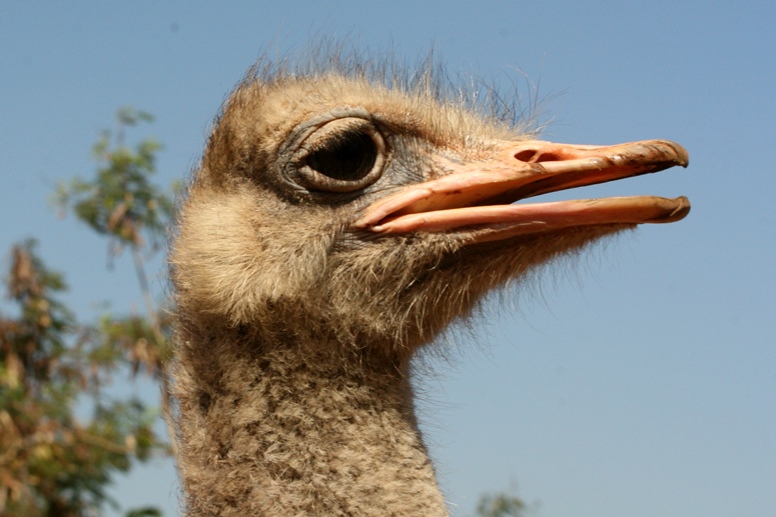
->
171, 60, 689, 363
169, 54, 690, 516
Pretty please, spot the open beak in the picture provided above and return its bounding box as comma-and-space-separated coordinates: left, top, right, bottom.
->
356, 139, 690, 244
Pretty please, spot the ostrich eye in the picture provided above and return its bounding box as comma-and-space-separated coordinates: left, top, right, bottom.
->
295, 117, 387, 193
306, 130, 377, 182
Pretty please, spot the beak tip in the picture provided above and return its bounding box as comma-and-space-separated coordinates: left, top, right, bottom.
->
668, 141, 690, 168
656, 196, 691, 223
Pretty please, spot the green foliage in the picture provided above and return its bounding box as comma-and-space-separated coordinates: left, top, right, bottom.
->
1, 108, 175, 516
475, 490, 527, 517
52, 107, 175, 250
0, 242, 167, 516
52, 105, 175, 412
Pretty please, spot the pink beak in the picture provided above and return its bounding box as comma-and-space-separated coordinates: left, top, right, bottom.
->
356, 139, 690, 244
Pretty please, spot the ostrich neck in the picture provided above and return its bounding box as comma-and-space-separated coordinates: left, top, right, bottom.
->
174, 331, 448, 516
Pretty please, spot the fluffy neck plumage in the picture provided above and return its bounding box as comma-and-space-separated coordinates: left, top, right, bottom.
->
174, 329, 448, 516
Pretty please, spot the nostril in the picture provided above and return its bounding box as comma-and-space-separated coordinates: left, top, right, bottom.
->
514, 150, 537, 162
514, 150, 561, 163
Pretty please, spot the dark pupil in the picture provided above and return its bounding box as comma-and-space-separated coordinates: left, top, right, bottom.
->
306, 130, 377, 182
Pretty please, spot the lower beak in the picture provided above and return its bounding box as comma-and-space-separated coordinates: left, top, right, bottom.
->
356, 139, 690, 243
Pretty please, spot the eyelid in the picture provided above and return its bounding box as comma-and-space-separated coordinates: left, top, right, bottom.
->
285, 115, 389, 194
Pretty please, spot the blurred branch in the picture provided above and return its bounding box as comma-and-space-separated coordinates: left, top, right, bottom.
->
52, 107, 178, 455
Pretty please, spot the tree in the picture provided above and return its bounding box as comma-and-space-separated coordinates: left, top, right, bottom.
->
52, 106, 177, 452
0, 108, 173, 516
475, 491, 527, 517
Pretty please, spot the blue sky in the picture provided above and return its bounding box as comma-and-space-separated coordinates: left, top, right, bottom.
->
1, 2, 774, 516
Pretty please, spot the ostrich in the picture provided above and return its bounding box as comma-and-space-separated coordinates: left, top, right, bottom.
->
169, 55, 690, 516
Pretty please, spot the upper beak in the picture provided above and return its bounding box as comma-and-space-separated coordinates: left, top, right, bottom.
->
355, 139, 690, 243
